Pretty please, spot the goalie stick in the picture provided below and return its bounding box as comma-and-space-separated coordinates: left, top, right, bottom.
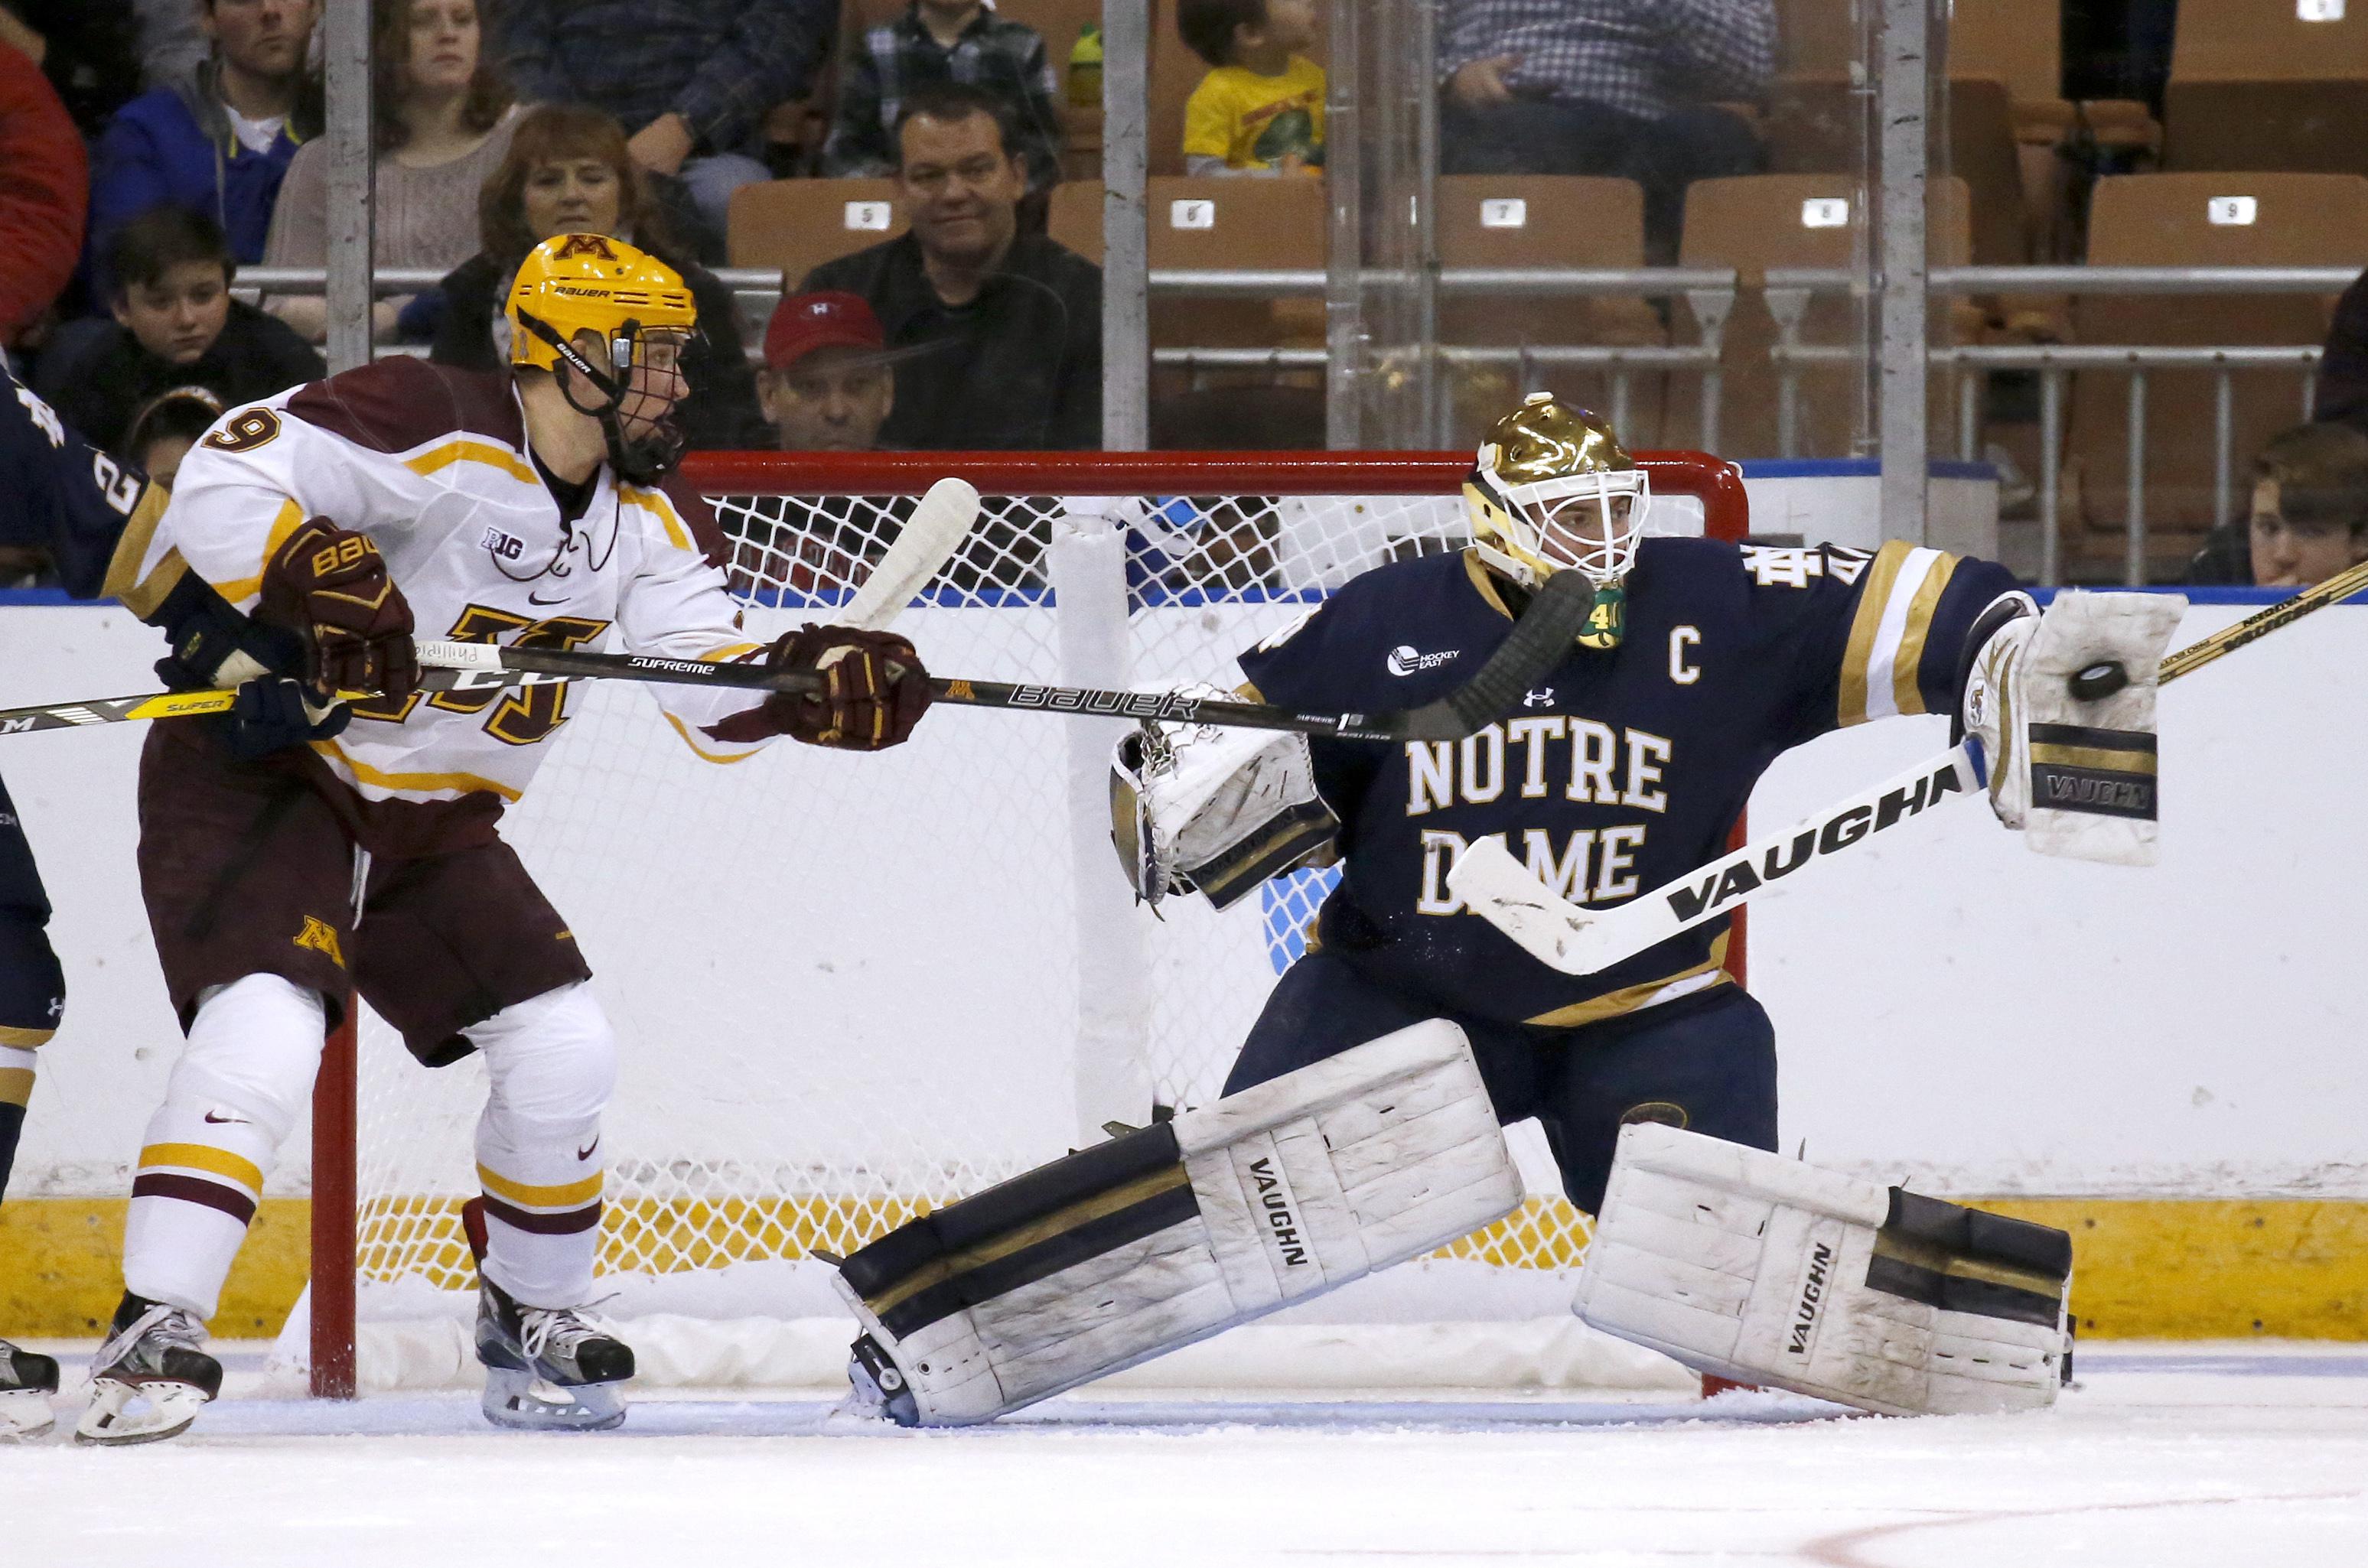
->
0, 519, 1595, 744
0, 477, 980, 740
1448, 561, 2368, 976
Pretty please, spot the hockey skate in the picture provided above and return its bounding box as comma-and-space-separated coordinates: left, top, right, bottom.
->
0, 1337, 60, 1440
464, 1199, 633, 1431
75, 1297, 221, 1446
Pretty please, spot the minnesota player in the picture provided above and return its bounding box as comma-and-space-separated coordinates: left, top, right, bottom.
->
828, 394, 2169, 1423
0, 356, 336, 1438
76, 234, 932, 1446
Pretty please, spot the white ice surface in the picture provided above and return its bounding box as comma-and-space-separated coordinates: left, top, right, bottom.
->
8, 1343, 2366, 1567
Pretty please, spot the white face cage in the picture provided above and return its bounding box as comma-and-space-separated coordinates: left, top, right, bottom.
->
1477, 465, 1655, 587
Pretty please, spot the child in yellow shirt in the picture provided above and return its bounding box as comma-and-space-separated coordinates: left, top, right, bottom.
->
1177, 0, 1325, 176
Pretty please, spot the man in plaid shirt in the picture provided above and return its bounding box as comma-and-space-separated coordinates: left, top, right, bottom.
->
822, 1, 1064, 194
497, 0, 835, 246
1436, 0, 1774, 261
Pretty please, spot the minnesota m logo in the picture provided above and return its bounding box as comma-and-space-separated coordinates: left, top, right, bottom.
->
293, 916, 346, 968
552, 233, 617, 261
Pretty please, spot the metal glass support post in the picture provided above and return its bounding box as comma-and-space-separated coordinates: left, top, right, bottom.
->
1877, 0, 1930, 543
1101, 0, 1150, 450
1325, 0, 1364, 448
1415, 0, 1442, 447
322, 0, 374, 376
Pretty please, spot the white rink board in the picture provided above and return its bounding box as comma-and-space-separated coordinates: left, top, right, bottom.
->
4, 598, 2366, 1200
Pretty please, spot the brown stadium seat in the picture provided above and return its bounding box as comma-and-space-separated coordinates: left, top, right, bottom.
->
726, 177, 906, 284
1145, 174, 1325, 447
1432, 175, 1665, 448
1047, 178, 1104, 263
2066, 172, 2368, 581
1672, 174, 1973, 461
1765, 74, 2026, 265
2162, 0, 2368, 177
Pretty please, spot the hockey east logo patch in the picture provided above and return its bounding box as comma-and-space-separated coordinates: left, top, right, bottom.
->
1387, 645, 1461, 677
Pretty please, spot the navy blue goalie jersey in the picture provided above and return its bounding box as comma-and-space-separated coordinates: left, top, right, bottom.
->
1236, 538, 2020, 1028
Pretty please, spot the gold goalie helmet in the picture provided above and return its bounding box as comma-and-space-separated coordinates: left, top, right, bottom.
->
1464, 392, 1651, 648
506, 233, 699, 481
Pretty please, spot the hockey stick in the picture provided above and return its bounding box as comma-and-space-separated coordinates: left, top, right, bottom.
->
417, 565, 1598, 743
1448, 562, 2368, 976
0, 479, 980, 741
1, 542, 1594, 745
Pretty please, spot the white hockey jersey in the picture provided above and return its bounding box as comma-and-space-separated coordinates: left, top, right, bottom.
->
140, 356, 774, 837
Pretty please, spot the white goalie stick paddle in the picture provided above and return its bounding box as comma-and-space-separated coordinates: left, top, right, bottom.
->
838, 475, 977, 630
1448, 561, 2368, 977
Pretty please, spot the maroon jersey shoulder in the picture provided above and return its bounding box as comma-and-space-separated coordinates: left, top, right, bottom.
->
283, 358, 526, 456
657, 470, 731, 571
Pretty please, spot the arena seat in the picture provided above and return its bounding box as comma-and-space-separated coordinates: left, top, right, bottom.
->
2163, 0, 2368, 177
2066, 172, 2368, 579
1673, 173, 1972, 461
726, 177, 906, 284
1434, 175, 1663, 447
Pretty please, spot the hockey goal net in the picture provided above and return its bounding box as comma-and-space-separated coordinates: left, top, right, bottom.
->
299, 450, 1749, 1396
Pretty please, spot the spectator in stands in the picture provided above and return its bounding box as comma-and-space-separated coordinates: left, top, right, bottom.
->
1, 2, 145, 141
2314, 268, 2368, 437
136, 0, 209, 91
758, 292, 898, 452
1176, 0, 1325, 177
803, 83, 1101, 451
1435, 0, 1771, 262
88, 0, 321, 280
429, 103, 765, 451
120, 383, 225, 490
2187, 424, 2368, 588
32, 207, 320, 459
263, 0, 520, 344
0, 25, 87, 348
494, 0, 833, 255
822, 0, 1063, 196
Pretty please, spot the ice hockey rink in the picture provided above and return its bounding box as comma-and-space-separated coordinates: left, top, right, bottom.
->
6, 1342, 2363, 1566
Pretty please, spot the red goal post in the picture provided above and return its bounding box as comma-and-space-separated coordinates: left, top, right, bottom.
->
308, 447, 1751, 1398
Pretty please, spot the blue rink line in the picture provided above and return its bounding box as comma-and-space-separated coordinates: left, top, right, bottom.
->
2076, 1352, 2368, 1378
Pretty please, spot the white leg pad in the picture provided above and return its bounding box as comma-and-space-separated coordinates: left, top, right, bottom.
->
1575, 1124, 2073, 1416
835, 1020, 1521, 1425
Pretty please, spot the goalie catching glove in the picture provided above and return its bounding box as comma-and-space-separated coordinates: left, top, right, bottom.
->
1956, 588, 2187, 866
1110, 685, 1340, 909
1578, 1124, 2073, 1416
707, 625, 930, 751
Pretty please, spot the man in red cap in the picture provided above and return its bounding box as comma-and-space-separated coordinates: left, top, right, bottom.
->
757, 290, 897, 452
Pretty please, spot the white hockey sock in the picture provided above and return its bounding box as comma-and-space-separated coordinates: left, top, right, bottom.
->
124, 975, 325, 1318
468, 981, 617, 1309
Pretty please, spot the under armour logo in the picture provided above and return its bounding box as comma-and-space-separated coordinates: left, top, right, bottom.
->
1522, 688, 1556, 708
47, 997, 63, 1019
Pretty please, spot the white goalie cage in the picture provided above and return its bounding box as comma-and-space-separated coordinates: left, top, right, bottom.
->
292, 450, 1751, 1396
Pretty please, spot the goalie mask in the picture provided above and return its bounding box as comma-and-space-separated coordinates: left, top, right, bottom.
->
1464, 392, 1650, 649
507, 233, 699, 485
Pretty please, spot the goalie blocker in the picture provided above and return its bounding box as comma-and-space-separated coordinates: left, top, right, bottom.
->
1579, 1123, 2073, 1416
832, 1021, 1521, 1425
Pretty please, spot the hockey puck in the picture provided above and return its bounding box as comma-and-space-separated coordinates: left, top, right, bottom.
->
2069, 660, 2129, 701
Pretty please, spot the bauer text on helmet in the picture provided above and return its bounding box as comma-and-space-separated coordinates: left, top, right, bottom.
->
506, 233, 699, 483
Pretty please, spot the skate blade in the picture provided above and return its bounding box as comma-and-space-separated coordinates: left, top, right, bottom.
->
73, 1378, 211, 1446
480, 1366, 627, 1433
0, 1386, 58, 1441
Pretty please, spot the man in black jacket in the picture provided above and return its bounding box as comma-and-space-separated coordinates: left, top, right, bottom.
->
801, 81, 1100, 451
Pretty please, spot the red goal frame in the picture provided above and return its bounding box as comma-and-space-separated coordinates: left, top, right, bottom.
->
308, 448, 1751, 1398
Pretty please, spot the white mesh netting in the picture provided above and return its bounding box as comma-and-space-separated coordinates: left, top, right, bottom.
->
321, 461, 1730, 1391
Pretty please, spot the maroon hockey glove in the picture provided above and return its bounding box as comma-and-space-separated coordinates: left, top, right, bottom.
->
722, 625, 930, 750
259, 517, 419, 704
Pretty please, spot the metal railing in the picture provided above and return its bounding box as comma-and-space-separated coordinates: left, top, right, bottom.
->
244, 261, 2360, 587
